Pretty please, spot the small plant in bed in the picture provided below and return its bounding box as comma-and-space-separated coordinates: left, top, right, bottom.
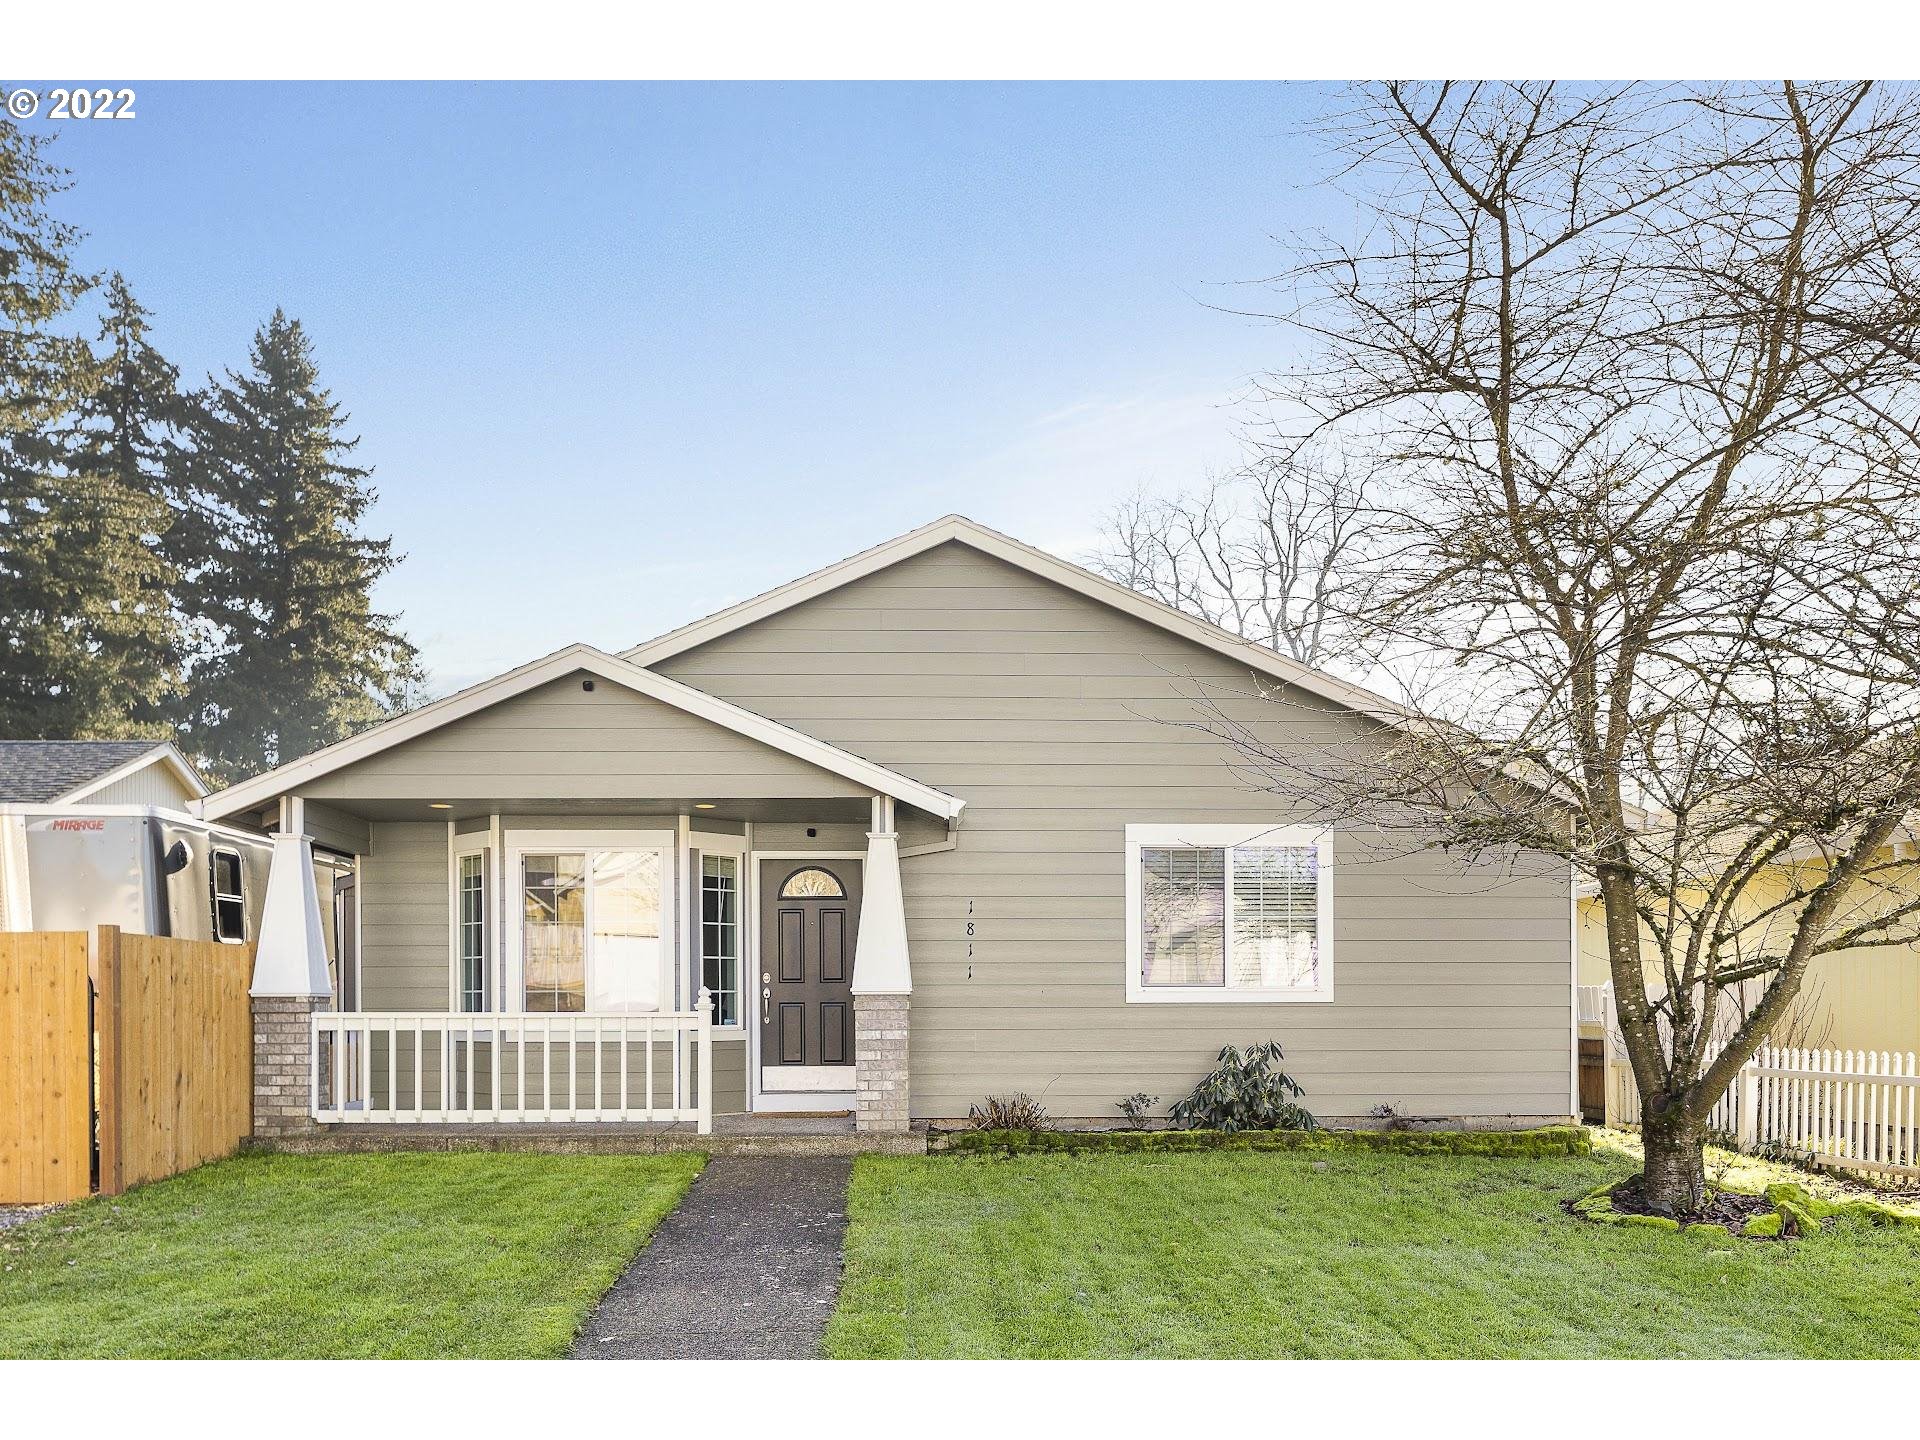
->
1170, 1041, 1317, 1133
967, 1093, 1048, 1131
1115, 1093, 1159, 1129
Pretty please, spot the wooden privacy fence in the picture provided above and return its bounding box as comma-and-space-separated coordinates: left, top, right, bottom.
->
0, 927, 253, 1203
0, 932, 92, 1203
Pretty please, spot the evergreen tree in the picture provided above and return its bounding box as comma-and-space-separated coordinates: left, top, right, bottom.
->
48, 273, 192, 733
0, 119, 162, 739
176, 309, 419, 782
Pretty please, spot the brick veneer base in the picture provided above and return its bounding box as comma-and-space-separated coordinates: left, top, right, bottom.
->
253, 995, 328, 1138
854, 993, 911, 1134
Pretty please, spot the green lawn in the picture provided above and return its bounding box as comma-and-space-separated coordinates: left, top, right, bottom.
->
0, 1151, 703, 1358
825, 1139, 1920, 1358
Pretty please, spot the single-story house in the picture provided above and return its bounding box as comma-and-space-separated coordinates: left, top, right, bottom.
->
202, 515, 1578, 1135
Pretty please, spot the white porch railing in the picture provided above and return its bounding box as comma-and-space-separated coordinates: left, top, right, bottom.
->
1576, 984, 1611, 1026
312, 995, 713, 1133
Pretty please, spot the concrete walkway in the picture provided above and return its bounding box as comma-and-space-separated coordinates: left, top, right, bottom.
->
572, 1155, 852, 1360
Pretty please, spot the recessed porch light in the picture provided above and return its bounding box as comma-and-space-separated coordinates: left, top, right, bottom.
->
694, 802, 717, 810
429, 803, 452, 810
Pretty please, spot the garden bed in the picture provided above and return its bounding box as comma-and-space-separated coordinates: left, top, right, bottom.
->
934, 1124, 1590, 1158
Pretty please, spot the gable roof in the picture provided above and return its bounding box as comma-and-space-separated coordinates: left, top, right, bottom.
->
199, 643, 965, 822
621, 514, 1415, 728
0, 740, 208, 804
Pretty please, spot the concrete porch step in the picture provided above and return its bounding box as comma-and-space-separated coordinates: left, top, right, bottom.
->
246, 1114, 926, 1157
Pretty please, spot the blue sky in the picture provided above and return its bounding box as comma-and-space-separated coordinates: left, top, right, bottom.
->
44, 82, 1340, 692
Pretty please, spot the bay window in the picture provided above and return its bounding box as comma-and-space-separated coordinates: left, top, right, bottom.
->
1125, 824, 1333, 1002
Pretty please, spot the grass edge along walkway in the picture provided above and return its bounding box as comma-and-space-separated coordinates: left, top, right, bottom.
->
0, 1150, 704, 1359
825, 1138, 1920, 1359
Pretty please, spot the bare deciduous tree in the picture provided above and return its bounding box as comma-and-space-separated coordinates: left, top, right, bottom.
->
1087, 454, 1387, 671
1220, 80, 1920, 1214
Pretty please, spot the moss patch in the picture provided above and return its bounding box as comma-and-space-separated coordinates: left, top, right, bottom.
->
936, 1124, 1591, 1159
1764, 1182, 1920, 1234
1568, 1177, 1920, 1242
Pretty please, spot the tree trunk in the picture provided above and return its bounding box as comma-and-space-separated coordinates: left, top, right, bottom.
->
1640, 1108, 1707, 1215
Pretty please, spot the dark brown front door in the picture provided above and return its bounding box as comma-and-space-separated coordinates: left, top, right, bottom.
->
759, 859, 861, 1089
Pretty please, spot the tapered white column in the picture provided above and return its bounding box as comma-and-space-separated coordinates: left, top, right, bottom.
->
851, 795, 911, 997
250, 796, 332, 998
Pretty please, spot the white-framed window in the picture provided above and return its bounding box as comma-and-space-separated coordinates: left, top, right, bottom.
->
505, 831, 673, 1014
210, 846, 247, 943
1124, 824, 1333, 1003
701, 852, 742, 1027
455, 849, 488, 1012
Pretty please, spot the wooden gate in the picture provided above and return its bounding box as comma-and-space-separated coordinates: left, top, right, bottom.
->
0, 927, 253, 1203
0, 931, 93, 1203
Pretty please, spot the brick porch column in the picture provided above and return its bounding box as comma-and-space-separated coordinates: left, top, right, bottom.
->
854, 994, 910, 1134
250, 796, 332, 1139
852, 796, 913, 1133
252, 995, 327, 1137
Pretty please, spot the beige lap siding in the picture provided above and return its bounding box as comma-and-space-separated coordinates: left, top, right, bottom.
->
657, 541, 1574, 1122
293, 674, 871, 806
360, 821, 452, 1011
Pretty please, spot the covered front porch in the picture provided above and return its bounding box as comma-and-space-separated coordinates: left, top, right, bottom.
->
260, 791, 941, 1136
203, 648, 963, 1139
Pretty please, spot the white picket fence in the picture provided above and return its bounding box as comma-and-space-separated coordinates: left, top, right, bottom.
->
1608, 1044, 1920, 1182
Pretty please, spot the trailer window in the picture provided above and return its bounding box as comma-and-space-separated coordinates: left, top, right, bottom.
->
211, 848, 247, 943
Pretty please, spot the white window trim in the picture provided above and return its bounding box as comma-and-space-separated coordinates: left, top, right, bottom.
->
449, 829, 491, 1013
501, 827, 678, 1015
695, 831, 748, 1032
1124, 823, 1334, 1004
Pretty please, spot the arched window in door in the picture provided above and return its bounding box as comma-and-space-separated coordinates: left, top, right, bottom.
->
779, 866, 845, 899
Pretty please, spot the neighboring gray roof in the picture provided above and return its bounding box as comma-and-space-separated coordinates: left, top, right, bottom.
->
0, 740, 176, 803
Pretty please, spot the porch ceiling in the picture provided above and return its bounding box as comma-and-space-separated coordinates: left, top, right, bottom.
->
270, 794, 892, 827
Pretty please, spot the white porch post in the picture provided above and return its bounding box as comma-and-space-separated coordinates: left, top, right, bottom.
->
852, 795, 912, 1133
251, 795, 332, 1138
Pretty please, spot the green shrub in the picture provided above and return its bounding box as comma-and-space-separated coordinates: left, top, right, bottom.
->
1169, 1041, 1317, 1132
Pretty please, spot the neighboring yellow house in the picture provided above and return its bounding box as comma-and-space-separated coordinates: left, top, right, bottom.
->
1577, 852, 1920, 1097
1574, 848, 1920, 1170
